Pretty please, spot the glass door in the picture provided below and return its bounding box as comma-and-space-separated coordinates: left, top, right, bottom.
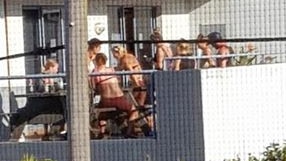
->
41, 8, 65, 72
23, 6, 65, 74
133, 6, 157, 69
108, 6, 158, 69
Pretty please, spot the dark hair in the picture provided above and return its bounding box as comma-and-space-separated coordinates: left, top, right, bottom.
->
95, 53, 107, 66
87, 38, 101, 50
207, 32, 223, 47
197, 33, 205, 40
207, 32, 222, 41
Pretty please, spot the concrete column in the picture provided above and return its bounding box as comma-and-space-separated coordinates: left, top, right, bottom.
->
66, 0, 90, 161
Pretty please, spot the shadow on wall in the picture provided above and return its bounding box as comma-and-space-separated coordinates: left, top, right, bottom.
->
163, 0, 212, 14
88, 0, 212, 15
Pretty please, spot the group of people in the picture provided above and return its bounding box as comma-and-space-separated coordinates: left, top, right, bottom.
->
150, 29, 235, 70
87, 30, 237, 138
87, 38, 151, 139
9, 30, 237, 140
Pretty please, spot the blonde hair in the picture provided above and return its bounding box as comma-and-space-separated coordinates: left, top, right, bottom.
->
112, 46, 127, 55
176, 41, 192, 55
43, 59, 58, 72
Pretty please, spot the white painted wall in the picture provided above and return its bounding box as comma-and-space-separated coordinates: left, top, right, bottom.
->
0, 0, 9, 87
201, 63, 286, 161
189, 0, 286, 63
87, 15, 110, 65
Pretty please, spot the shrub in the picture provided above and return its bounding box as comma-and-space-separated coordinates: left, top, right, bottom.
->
224, 142, 286, 161
20, 154, 56, 161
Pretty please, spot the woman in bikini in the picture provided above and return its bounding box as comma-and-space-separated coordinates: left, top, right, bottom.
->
92, 53, 138, 138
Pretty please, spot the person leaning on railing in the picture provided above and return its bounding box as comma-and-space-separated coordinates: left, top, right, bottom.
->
150, 28, 173, 70
207, 32, 234, 67
196, 33, 216, 68
173, 39, 196, 71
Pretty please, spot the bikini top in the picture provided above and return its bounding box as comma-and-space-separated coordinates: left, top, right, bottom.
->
93, 67, 116, 85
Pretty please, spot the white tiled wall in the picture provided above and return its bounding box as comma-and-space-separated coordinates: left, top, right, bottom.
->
189, 0, 286, 38
0, 0, 8, 87
189, 0, 286, 62
201, 64, 286, 161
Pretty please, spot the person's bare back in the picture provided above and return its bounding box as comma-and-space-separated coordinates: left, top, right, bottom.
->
93, 67, 124, 98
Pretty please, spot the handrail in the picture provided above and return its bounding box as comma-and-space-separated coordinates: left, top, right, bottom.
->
0, 73, 66, 80
163, 52, 282, 70
165, 52, 268, 61
0, 70, 157, 80
88, 69, 156, 77
0, 51, 282, 80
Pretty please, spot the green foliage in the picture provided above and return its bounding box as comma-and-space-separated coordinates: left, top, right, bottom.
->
223, 155, 241, 161
233, 46, 257, 66
20, 154, 37, 161
20, 154, 56, 161
224, 142, 286, 161
234, 55, 257, 65
260, 143, 286, 161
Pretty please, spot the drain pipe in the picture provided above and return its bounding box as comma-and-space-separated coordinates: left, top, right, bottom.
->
3, 0, 12, 109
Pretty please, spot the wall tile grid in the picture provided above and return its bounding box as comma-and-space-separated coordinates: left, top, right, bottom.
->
189, 0, 286, 63
201, 64, 286, 161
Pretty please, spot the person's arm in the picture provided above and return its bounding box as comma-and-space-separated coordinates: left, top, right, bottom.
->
205, 48, 216, 67
91, 75, 97, 90
124, 58, 142, 87
156, 47, 165, 70
173, 59, 181, 71
162, 45, 173, 57
161, 45, 174, 69
218, 47, 228, 67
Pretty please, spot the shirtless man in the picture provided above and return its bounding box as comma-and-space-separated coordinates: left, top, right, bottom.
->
111, 46, 146, 106
87, 38, 101, 73
207, 32, 233, 67
92, 53, 138, 138
197, 34, 216, 68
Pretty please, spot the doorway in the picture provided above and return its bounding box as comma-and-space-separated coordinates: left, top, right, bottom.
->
108, 6, 159, 69
23, 6, 65, 74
